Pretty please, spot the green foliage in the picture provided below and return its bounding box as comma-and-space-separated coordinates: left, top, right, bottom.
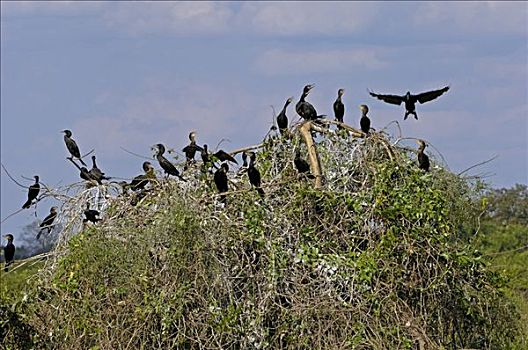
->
3, 133, 524, 349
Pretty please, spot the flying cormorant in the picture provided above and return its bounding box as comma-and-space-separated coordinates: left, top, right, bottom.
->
294, 150, 314, 179
129, 161, 156, 191
83, 203, 101, 224
359, 104, 371, 134
37, 206, 58, 239
154, 144, 186, 181
89, 155, 109, 183
3, 234, 15, 272
369, 86, 450, 120
277, 97, 293, 135
62, 130, 87, 166
417, 140, 430, 172
296, 84, 325, 121
22, 175, 40, 209
333, 89, 345, 124
214, 163, 229, 204
246, 152, 264, 198
182, 131, 204, 166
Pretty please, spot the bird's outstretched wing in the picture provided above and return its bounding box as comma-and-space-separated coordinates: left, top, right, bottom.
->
369, 91, 404, 105
415, 86, 449, 104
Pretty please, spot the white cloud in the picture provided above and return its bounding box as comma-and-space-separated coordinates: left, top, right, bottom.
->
102, 2, 235, 36
414, 2, 527, 35
238, 2, 379, 36
255, 48, 388, 76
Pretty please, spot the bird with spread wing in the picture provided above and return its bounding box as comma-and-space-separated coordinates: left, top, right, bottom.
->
369, 86, 449, 120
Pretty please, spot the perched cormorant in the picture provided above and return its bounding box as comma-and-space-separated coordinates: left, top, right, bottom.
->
213, 150, 238, 164
237, 151, 249, 176
201, 144, 210, 164
22, 175, 40, 209
129, 161, 156, 191
417, 140, 430, 172
359, 104, 371, 134
83, 203, 101, 224
182, 131, 204, 166
3, 234, 15, 272
69, 158, 100, 184
62, 130, 87, 166
154, 144, 186, 181
37, 206, 58, 239
277, 97, 293, 135
294, 150, 314, 179
246, 152, 264, 198
333, 89, 345, 124
296, 84, 324, 121
369, 86, 450, 120
214, 163, 229, 204
89, 155, 109, 183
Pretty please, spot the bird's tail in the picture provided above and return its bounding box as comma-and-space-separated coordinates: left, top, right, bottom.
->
257, 187, 265, 198
178, 175, 187, 182
36, 231, 42, 240
79, 158, 88, 167
220, 193, 227, 205
22, 200, 32, 209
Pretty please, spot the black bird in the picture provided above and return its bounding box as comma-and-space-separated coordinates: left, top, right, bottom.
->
83, 203, 101, 224
294, 150, 314, 179
417, 140, 430, 172
3, 234, 15, 272
246, 152, 264, 198
154, 144, 186, 181
369, 86, 450, 120
333, 88, 345, 124
69, 158, 100, 184
201, 144, 210, 164
182, 131, 204, 166
296, 84, 325, 121
62, 129, 87, 166
129, 161, 156, 191
89, 155, 109, 183
22, 175, 40, 209
359, 104, 371, 134
214, 163, 229, 204
277, 97, 293, 135
237, 151, 249, 176
213, 150, 238, 165
37, 206, 58, 240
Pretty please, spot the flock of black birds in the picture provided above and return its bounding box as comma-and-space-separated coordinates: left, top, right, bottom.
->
2, 84, 449, 271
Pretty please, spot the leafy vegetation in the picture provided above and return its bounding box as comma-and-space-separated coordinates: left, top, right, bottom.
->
1, 130, 525, 349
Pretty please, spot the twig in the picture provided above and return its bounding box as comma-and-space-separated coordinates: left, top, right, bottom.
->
229, 144, 264, 156
0, 208, 25, 224
457, 155, 498, 176
120, 147, 153, 160
299, 122, 322, 188
1, 163, 30, 189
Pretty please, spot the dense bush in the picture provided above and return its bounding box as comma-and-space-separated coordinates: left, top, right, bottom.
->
2, 128, 524, 349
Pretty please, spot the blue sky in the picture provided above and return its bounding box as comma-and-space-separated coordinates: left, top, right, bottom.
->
1, 1, 527, 241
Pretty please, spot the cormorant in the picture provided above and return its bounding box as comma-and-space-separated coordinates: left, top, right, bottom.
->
182, 131, 204, 167
129, 161, 156, 191
89, 155, 109, 183
369, 86, 450, 120
333, 88, 345, 124
154, 144, 186, 181
3, 234, 15, 272
296, 84, 324, 121
22, 175, 40, 209
37, 206, 58, 240
69, 158, 100, 184
277, 97, 293, 135
201, 144, 210, 164
213, 150, 238, 164
214, 163, 229, 204
237, 151, 249, 176
62, 130, 87, 166
83, 203, 101, 224
359, 104, 371, 134
417, 139, 430, 172
246, 152, 264, 198
294, 150, 314, 179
